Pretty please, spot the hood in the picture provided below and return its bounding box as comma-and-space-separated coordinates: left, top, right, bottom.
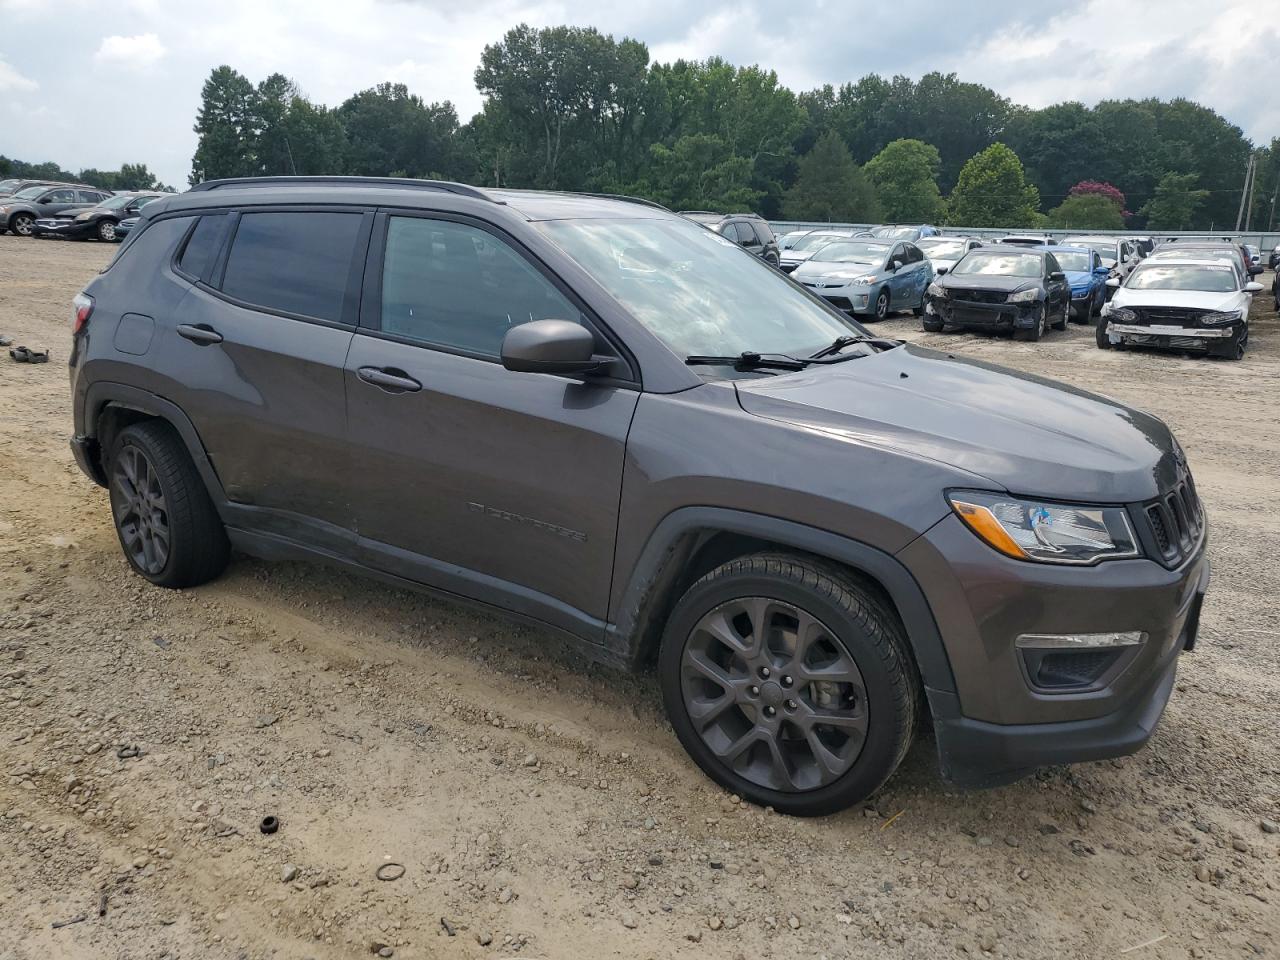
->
734, 343, 1180, 503
53, 205, 94, 219
1063, 270, 1095, 289
1112, 288, 1243, 312
939, 273, 1034, 293
781, 248, 822, 265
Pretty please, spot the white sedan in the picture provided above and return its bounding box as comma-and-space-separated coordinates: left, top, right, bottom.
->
1098, 256, 1261, 360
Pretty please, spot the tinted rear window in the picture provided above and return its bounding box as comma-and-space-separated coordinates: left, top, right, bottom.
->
177, 215, 226, 280
221, 212, 362, 322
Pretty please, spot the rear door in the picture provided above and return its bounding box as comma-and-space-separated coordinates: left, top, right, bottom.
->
731, 221, 763, 259
163, 207, 371, 549
343, 210, 639, 630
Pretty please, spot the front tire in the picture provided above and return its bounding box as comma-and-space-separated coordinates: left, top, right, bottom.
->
1095, 316, 1112, 349
9, 213, 34, 237
871, 288, 890, 322
658, 554, 919, 817
96, 218, 118, 242
1052, 298, 1068, 331
1014, 303, 1045, 341
922, 315, 944, 332
108, 421, 230, 588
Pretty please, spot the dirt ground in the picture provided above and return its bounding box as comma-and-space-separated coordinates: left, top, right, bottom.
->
1, 235, 1278, 960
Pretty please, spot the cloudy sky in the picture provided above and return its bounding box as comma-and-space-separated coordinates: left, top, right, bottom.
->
2, 0, 1277, 189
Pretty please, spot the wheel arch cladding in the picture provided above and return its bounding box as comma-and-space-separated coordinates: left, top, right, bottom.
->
86, 383, 228, 510
607, 507, 957, 702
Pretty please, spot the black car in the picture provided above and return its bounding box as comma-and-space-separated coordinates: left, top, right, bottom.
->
0, 184, 113, 236
679, 211, 780, 266
33, 192, 164, 242
923, 247, 1071, 341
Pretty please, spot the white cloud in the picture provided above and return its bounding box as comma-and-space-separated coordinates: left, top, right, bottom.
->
93, 33, 167, 69
0, 57, 38, 93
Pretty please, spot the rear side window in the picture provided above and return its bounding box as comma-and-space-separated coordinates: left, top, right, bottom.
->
176, 215, 227, 281
751, 221, 774, 245
379, 216, 582, 357
221, 211, 362, 322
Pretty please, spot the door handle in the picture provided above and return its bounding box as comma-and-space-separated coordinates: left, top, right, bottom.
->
176, 323, 223, 345
357, 366, 422, 393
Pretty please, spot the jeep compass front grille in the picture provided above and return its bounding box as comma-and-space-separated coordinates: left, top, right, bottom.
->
1141, 472, 1204, 567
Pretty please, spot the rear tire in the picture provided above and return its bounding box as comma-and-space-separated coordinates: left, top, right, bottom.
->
922, 315, 944, 332
108, 421, 230, 588
658, 553, 919, 816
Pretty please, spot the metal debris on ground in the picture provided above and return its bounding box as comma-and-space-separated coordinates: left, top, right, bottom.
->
376, 862, 406, 881
51, 915, 87, 929
439, 917, 457, 937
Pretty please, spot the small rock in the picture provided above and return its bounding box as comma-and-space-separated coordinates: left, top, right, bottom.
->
1261, 819, 1279, 835
497, 886, 515, 904
1003, 836, 1020, 848
708, 917, 723, 931
621, 913, 638, 929
281, 864, 299, 883
255, 714, 279, 729
648, 854, 663, 866
975, 836, 993, 847
521, 754, 538, 767
788, 915, 801, 929
1079, 799, 1097, 814
476, 931, 493, 946
378, 949, 394, 959
1232, 837, 1249, 853
1194, 864, 1211, 883
979, 929, 997, 953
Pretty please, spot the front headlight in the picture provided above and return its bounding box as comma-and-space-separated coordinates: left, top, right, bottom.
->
847, 274, 877, 286
948, 491, 1139, 565
1007, 288, 1039, 303
1106, 306, 1135, 322
1200, 310, 1241, 326
927, 282, 945, 297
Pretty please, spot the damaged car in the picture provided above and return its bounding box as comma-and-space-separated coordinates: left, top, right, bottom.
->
1097, 256, 1260, 360
923, 247, 1070, 340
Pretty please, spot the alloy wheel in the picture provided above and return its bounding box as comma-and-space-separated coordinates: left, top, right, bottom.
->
110, 445, 170, 576
875, 291, 889, 320
99, 220, 116, 241
12, 215, 33, 237
680, 597, 868, 793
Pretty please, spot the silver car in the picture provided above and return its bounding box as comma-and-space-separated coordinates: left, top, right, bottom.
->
917, 236, 983, 275
792, 238, 934, 319
1064, 235, 1139, 283
778, 229, 863, 273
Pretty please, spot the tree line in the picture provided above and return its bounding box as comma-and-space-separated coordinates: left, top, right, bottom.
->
12, 23, 1276, 230
0, 156, 175, 194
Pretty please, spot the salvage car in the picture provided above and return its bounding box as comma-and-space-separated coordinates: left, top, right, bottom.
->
1, 183, 112, 236
924, 247, 1071, 339
1036, 244, 1110, 322
869, 224, 939, 242
778, 229, 860, 273
996, 234, 1057, 247
916, 236, 983, 274
1098, 256, 1260, 360
778, 227, 866, 251
69, 176, 1209, 816
792, 238, 932, 319
32, 191, 164, 242
679, 211, 780, 266
1063, 235, 1139, 284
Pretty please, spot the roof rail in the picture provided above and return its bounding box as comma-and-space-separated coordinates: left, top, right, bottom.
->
188, 176, 501, 203
578, 192, 670, 211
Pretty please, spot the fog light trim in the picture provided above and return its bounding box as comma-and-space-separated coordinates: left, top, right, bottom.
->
1016, 631, 1147, 650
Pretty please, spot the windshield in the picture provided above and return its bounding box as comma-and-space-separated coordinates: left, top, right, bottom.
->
97, 194, 145, 210
918, 239, 967, 259
953, 252, 1042, 278
538, 217, 866, 358
1126, 264, 1238, 292
1053, 251, 1091, 272
12, 186, 46, 200
871, 226, 916, 240
808, 241, 888, 264
790, 232, 847, 252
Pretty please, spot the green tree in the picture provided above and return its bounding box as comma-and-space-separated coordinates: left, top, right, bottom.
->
946, 143, 1040, 227
635, 134, 761, 212
1045, 193, 1125, 230
864, 139, 944, 223
190, 65, 259, 184
1139, 172, 1209, 230
339, 83, 460, 179
782, 131, 879, 222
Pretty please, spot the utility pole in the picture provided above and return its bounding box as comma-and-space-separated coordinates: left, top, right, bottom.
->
1245, 154, 1259, 231
1234, 153, 1255, 232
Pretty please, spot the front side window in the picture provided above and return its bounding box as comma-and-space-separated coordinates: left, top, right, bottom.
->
537, 215, 865, 358
221, 211, 362, 322
380, 216, 582, 357
45, 189, 75, 203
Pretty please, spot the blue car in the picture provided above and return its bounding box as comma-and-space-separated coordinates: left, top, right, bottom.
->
114, 216, 139, 240
791, 238, 934, 319
1031, 244, 1108, 323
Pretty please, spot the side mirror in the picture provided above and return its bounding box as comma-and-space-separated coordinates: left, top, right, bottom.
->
501, 319, 606, 376
1049, 270, 1065, 282
1105, 277, 1121, 288
935, 265, 949, 275
1094, 266, 1110, 276
890, 259, 903, 272
1245, 281, 1263, 293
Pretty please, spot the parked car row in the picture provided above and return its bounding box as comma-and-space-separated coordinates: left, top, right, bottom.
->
0, 178, 168, 240
33, 191, 165, 242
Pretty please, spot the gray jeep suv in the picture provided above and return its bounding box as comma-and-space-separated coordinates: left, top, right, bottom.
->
68, 177, 1209, 816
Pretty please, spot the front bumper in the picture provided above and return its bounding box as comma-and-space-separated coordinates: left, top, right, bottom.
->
899, 512, 1209, 786
1104, 320, 1244, 353
798, 279, 873, 313
32, 218, 94, 239
927, 296, 1040, 329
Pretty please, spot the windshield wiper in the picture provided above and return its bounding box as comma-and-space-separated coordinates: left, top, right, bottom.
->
807, 335, 898, 360
685, 352, 810, 371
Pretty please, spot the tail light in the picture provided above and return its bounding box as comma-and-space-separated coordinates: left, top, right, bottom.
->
72, 292, 94, 335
